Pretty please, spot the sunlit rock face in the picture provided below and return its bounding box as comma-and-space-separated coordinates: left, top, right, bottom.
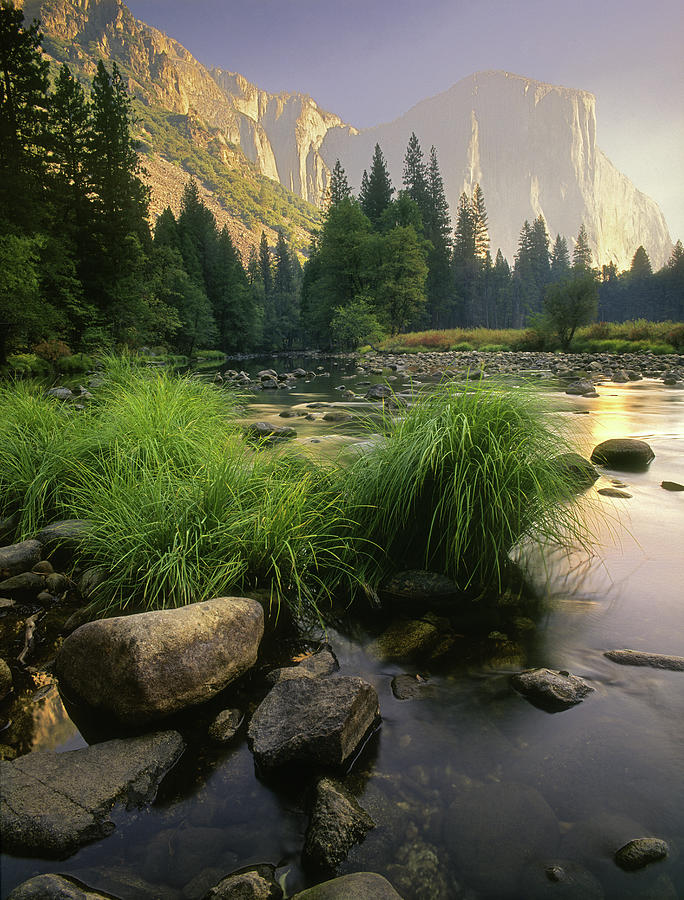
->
321, 71, 671, 269
19, 1, 671, 267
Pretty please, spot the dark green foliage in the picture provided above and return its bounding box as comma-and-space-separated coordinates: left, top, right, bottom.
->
544, 275, 598, 349
425, 146, 452, 327
359, 143, 394, 227
402, 132, 430, 225
550, 234, 571, 282
630, 245, 652, 279
328, 159, 351, 206
572, 224, 593, 273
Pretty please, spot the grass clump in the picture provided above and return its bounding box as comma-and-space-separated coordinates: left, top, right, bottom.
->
346, 381, 590, 595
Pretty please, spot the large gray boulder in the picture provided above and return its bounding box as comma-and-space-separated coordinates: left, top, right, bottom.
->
0, 539, 42, 577
55, 597, 264, 725
0, 731, 184, 857
292, 873, 403, 899
303, 776, 375, 876
248, 676, 379, 770
590, 438, 655, 471
34, 519, 92, 556
511, 668, 594, 712
7, 874, 118, 899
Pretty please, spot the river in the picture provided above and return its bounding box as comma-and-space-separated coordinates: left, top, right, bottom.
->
1, 356, 682, 899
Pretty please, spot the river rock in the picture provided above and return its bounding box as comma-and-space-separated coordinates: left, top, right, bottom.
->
553, 453, 599, 489
391, 674, 436, 701
365, 384, 393, 401
603, 649, 684, 671
46, 387, 74, 400
0, 730, 185, 857
303, 776, 375, 876
322, 411, 352, 423
590, 438, 655, 471
661, 480, 684, 491
565, 380, 596, 396
518, 860, 604, 900
379, 570, 460, 611
202, 864, 282, 899
0, 571, 45, 594
6, 874, 118, 899
292, 873, 403, 899
208, 708, 243, 743
0, 539, 42, 578
511, 668, 594, 711
34, 519, 92, 559
245, 422, 297, 441
267, 646, 339, 685
598, 487, 632, 498
615, 837, 669, 871
0, 657, 13, 699
248, 676, 379, 770
370, 614, 453, 661
55, 597, 264, 725
443, 781, 559, 899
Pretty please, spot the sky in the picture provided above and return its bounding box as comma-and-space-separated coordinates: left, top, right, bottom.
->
126, 0, 684, 244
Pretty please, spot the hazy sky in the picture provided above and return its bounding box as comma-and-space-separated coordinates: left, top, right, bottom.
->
126, 0, 684, 243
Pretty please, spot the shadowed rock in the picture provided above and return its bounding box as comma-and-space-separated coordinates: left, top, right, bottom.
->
291, 873, 403, 899
604, 649, 684, 671
7, 874, 119, 899
615, 837, 669, 871
590, 438, 654, 471
0, 540, 42, 578
303, 776, 375, 876
0, 731, 185, 857
511, 668, 593, 711
201, 864, 282, 899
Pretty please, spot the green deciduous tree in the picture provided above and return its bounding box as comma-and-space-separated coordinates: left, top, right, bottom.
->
544, 275, 598, 349
376, 225, 428, 334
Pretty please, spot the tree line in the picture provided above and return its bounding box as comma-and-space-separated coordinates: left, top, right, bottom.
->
1, 2, 681, 364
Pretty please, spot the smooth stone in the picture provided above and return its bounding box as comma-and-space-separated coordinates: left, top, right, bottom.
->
322, 411, 352, 422
208, 708, 243, 743
201, 864, 282, 899
0, 731, 185, 857
248, 676, 379, 770
590, 438, 655, 471
33, 520, 92, 559
364, 384, 393, 400
598, 488, 633, 498
266, 646, 339, 685
519, 859, 604, 900
46, 387, 74, 400
511, 668, 594, 711
6, 874, 117, 899
370, 614, 452, 661
615, 837, 669, 871
56, 597, 264, 725
32, 560, 54, 574
291, 873, 403, 899
380, 570, 460, 610
661, 480, 684, 491
553, 453, 599, 488
565, 380, 595, 395
0, 571, 45, 594
390, 674, 436, 701
302, 776, 375, 876
245, 422, 296, 441
603, 649, 684, 671
0, 540, 42, 578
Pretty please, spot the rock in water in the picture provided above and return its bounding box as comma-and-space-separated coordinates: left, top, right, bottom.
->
7, 874, 118, 899
0, 731, 185, 857
291, 873, 403, 899
511, 668, 593, 711
248, 676, 379, 770
303, 776, 375, 876
552, 453, 599, 489
615, 837, 669, 870
55, 597, 264, 725
202, 864, 283, 899
603, 649, 684, 671
0, 540, 42, 578
590, 438, 654, 471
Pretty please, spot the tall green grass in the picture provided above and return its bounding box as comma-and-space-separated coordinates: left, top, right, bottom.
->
345, 381, 591, 595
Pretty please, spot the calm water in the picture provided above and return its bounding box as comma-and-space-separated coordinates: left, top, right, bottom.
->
2, 359, 683, 899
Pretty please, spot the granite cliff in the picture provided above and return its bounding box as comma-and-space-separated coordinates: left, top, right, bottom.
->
18, 0, 672, 267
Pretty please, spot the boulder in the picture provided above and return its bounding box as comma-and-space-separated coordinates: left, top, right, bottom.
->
292, 873, 403, 900
248, 676, 379, 770
615, 837, 669, 871
7, 874, 118, 899
34, 519, 92, 559
245, 422, 297, 441
0, 539, 42, 578
202, 865, 282, 899
603, 649, 684, 671
56, 597, 264, 725
208, 708, 243, 743
365, 384, 393, 401
0, 571, 45, 595
390, 674, 435, 701
565, 380, 596, 396
590, 438, 654, 471
303, 776, 375, 876
46, 387, 74, 401
552, 453, 599, 489
511, 668, 594, 711
322, 411, 352, 423
370, 614, 453, 661
0, 730, 184, 857
266, 646, 339, 685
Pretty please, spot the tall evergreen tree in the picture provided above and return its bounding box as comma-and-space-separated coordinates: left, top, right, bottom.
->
0, 1, 49, 229
629, 245, 653, 279
258, 231, 273, 297
424, 146, 452, 326
359, 143, 394, 228
550, 234, 571, 282
572, 223, 593, 272
272, 229, 300, 348
402, 132, 430, 227
472, 184, 489, 261
327, 159, 351, 206
452, 191, 478, 324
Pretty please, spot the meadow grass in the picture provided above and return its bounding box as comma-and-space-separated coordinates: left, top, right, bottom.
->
0, 360, 593, 619
345, 380, 591, 595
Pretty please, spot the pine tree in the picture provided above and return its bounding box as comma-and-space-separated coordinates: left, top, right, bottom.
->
258, 231, 273, 297
48, 65, 90, 212
402, 132, 430, 228
272, 229, 300, 348
0, 1, 50, 229
472, 184, 489, 261
327, 159, 351, 206
452, 191, 477, 324
629, 245, 652, 279
550, 234, 571, 282
359, 143, 394, 228
425, 145, 452, 326
572, 223, 593, 272
213, 226, 253, 351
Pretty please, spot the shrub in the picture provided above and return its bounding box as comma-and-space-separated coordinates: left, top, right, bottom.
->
451, 342, 475, 352
5, 354, 51, 378
57, 353, 94, 374
665, 324, 684, 351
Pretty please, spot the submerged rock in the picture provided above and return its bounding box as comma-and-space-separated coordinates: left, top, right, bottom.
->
208, 708, 243, 743
56, 597, 264, 725
364, 384, 393, 401
603, 649, 684, 671
292, 873, 403, 899
519, 859, 604, 899
553, 453, 599, 489
598, 487, 633, 498
0, 540, 42, 578
661, 480, 684, 491
0, 730, 185, 857
245, 421, 297, 441
615, 837, 669, 871
202, 864, 282, 899
590, 438, 654, 471
248, 676, 379, 770
390, 674, 436, 701
511, 668, 594, 711
303, 776, 375, 876
6, 874, 118, 899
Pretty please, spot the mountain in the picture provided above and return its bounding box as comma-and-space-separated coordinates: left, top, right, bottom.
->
18, 0, 672, 269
